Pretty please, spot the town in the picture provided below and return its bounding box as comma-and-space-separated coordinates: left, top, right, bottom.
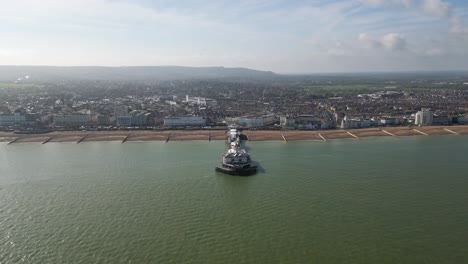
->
1, 74, 468, 133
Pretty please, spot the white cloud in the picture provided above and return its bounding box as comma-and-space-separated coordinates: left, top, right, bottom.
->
306, 39, 352, 57
326, 41, 352, 56
356, 0, 413, 8
359, 33, 407, 50
424, 48, 445, 56
358, 33, 383, 48
422, 0, 452, 17
0, 48, 33, 57
381, 33, 407, 50
357, 0, 452, 18
0, 49, 12, 56
450, 17, 468, 39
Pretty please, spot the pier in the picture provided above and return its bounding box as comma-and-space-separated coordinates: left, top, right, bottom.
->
216, 128, 257, 176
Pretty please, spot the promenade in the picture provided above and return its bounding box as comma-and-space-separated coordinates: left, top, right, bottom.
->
1, 126, 468, 144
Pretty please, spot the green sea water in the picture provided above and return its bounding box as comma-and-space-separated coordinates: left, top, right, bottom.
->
1, 136, 468, 263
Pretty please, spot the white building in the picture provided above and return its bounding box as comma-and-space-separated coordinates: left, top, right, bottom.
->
380, 117, 400, 126
163, 116, 206, 127
295, 115, 322, 130
280, 115, 296, 128
225, 114, 276, 128
185, 95, 217, 107
116, 112, 150, 127
54, 114, 91, 127
262, 114, 276, 126
414, 108, 433, 126
341, 116, 371, 129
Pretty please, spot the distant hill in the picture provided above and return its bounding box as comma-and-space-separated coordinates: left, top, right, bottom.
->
0, 66, 278, 82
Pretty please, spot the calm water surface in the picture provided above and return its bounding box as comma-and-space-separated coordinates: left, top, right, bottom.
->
1, 136, 468, 263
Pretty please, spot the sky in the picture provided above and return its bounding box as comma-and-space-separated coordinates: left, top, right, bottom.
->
1, 0, 468, 73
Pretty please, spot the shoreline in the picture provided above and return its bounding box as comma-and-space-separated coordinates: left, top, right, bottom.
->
0, 126, 467, 144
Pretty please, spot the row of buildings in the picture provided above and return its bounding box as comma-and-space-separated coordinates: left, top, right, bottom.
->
1, 108, 468, 130
338, 108, 458, 129
0, 112, 37, 126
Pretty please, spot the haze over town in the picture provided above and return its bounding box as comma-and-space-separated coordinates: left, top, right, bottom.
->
2, 0, 468, 73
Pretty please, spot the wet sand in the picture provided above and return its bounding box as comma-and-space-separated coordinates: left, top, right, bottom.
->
0, 126, 467, 144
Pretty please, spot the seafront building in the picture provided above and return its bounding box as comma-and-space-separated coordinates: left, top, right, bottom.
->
226, 114, 276, 128
340, 116, 372, 129
380, 117, 400, 126
432, 116, 451, 126
458, 115, 468, 124
0, 112, 36, 126
116, 111, 151, 127
54, 114, 91, 127
414, 108, 433, 126
116, 116, 132, 127
96, 114, 111, 126
238, 117, 264, 128
163, 116, 206, 127
279, 114, 335, 130
280, 115, 296, 129
295, 115, 323, 130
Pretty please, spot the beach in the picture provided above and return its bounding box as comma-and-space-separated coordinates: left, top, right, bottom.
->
1, 126, 467, 144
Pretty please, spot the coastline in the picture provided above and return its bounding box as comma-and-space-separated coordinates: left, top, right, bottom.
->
1, 126, 467, 144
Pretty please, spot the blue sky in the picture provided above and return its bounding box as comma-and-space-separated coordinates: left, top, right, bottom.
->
1, 0, 468, 73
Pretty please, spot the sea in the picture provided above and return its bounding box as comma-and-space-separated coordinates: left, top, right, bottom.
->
1, 136, 467, 263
